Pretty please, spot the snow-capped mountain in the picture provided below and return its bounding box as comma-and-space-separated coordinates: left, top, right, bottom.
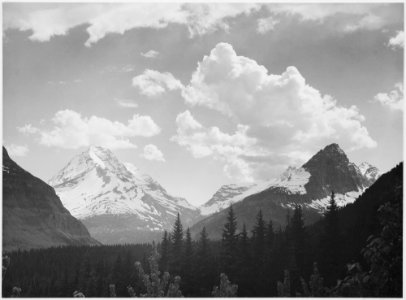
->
358, 161, 380, 186
200, 144, 380, 216
200, 183, 257, 216
192, 143, 380, 239
200, 167, 312, 216
50, 146, 200, 244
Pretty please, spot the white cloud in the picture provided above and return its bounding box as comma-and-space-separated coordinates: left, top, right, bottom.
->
263, 3, 398, 33
18, 124, 39, 134
172, 110, 263, 182
175, 110, 202, 132
374, 83, 403, 111
257, 17, 279, 34
132, 69, 183, 97
183, 3, 260, 37
176, 42, 377, 181
141, 50, 159, 58
7, 144, 29, 157
21, 109, 161, 149
115, 98, 138, 108
4, 3, 260, 46
343, 14, 385, 32
141, 144, 165, 162
388, 31, 404, 50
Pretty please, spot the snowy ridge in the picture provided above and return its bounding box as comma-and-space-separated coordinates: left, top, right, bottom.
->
49, 146, 198, 230
358, 162, 380, 183
268, 166, 310, 194
200, 144, 380, 218
278, 190, 363, 211
200, 183, 264, 216
200, 166, 311, 215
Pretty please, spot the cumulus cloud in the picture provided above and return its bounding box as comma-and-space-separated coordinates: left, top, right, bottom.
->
172, 110, 265, 182
374, 83, 403, 111
7, 144, 29, 157
141, 50, 159, 58
141, 144, 165, 162
175, 43, 377, 181
4, 3, 259, 46
388, 31, 404, 50
132, 69, 183, 97
257, 16, 279, 34
115, 98, 138, 108
20, 109, 161, 149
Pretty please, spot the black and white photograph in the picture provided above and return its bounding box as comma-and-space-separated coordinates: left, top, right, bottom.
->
2, 2, 403, 297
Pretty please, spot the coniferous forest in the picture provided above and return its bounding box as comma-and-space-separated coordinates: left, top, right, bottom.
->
2, 163, 402, 297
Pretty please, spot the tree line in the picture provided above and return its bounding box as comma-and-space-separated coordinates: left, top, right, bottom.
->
157, 194, 343, 296
2, 163, 402, 297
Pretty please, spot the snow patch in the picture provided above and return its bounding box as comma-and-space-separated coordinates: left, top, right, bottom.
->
89, 148, 106, 169
269, 167, 310, 195
307, 190, 363, 212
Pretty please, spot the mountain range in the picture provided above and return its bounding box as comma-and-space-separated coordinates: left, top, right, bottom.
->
2, 147, 99, 252
3, 143, 381, 248
190, 143, 380, 239
49, 146, 201, 244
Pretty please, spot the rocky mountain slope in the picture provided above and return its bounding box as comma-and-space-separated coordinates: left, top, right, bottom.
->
192, 143, 380, 239
49, 146, 201, 244
3, 147, 99, 252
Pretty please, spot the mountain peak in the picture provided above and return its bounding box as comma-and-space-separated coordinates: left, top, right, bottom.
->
86, 146, 115, 169
322, 143, 345, 155
304, 143, 348, 168
49, 146, 199, 243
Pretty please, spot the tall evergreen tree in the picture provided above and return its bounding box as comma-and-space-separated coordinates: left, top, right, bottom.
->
266, 220, 275, 251
252, 210, 267, 295
252, 210, 266, 263
221, 206, 239, 279
182, 228, 194, 296
291, 205, 305, 272
236, 224, 254, 296
320, 191, 342, 286
159, 231, 170, 272
264, 220, 275, 295
286, 205, 306, 295
195, 227, 214, 296
170, 213, 184, 276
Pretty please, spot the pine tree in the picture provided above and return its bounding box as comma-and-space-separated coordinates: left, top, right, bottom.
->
170, 213, 184, 276
288, 205, 306, 295
252, 210, 266, 263
252, 210, 267, 294
266, 220, 275, 251
320, 191, 342, 286
265, 220, 275, 295
196, 227, 214, 296
159, 231, 170, 273
182, 228, 194, 296
221, 206, 238, 279
236, 224, 253, 296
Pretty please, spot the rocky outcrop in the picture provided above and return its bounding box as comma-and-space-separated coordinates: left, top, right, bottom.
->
3, 147, 99, 252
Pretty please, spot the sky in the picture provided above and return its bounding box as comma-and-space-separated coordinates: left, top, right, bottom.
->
3, 3, 404, 206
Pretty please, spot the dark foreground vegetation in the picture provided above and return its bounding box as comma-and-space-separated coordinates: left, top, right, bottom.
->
2, 163, 402, 297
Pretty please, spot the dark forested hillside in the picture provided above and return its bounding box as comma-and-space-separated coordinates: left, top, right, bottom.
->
3, 163, 402, 297
2, 244, 152, 297
2, 147, 99, 251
